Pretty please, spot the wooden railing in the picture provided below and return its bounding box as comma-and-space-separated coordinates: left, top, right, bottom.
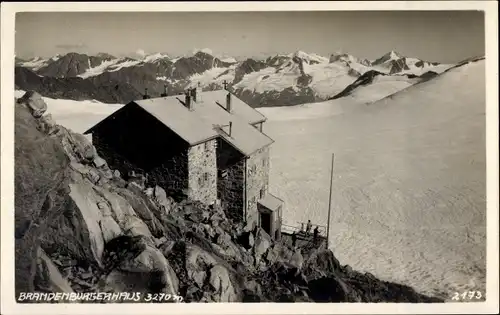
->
281, 222, 327, 237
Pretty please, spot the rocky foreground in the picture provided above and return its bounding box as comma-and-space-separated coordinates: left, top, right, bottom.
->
14, 91, 444, 303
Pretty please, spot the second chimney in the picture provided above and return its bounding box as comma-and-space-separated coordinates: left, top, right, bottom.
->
161, 85, 168, 97
226, 93, 232, 113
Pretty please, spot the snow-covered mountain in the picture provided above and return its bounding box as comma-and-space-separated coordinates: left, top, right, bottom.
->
15, 49, 454, 107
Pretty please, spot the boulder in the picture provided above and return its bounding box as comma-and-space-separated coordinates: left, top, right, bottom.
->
145, 188, 154, 197
253, 229, 272, 265
101, 270, 156, 298
289, 249, 304, 270
208, 265, 237, 302
97, 199, 122, 243
38, 114, 59, 135
185, 245, 217, 285
116, 188, 165, 238
35, 248, 74, 296
200, 223, 216, 239
59, 130, 96, 163
93, 185, 138, 223
87, 169, 101, 184
41, 174, 105, 267
69, 161, 90, 175
17, 91, 47, 118
159, 240, 176, 257
93, 156, 107, 168
122, 216, 154, 241
244, 279, 262, 296
102, 235, 148, 272
119, 245, 179, 295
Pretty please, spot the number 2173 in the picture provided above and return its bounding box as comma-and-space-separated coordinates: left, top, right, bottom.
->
451, 291, 483, 301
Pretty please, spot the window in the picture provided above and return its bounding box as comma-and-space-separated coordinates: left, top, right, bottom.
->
204, 142, 210, 151
199, 173, 209, 187
260, 188, 265, 199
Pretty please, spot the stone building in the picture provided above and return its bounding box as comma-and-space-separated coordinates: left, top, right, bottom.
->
84, 94, 219, 205
84, 87, 284, 239
183, 90, 283, 239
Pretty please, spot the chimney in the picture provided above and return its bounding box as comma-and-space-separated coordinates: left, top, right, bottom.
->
223, 80, 227, 90
160, 85, 168, 97
196, 82, 202, 102
226, 93, 232, 112
143, 88, 150, 100
229, 121, 233, 136
185, 91, 192, 110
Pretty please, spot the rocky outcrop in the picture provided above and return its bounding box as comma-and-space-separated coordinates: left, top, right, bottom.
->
35, 248, 75, 297
37, 52, 115, 78
14, 90, 444, 303
233, 59, 268, 84
17, 90, 47, 117
234, 85, 317, 108
15, 66, 143, 104
15, 94, 71, 297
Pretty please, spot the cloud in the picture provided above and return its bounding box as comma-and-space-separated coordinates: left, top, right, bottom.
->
55, 43, 87, 50
135, 49, 146, 57
192, 48, 213, 55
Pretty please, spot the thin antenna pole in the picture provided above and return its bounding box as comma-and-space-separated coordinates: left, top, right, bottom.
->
326, 153, 335, 249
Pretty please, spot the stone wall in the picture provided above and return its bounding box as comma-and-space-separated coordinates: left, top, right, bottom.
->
187, 139, 218, 205
219, 159, 245, 223
216, 139, 245, 222
93, 132, 190, 197
245, 146, 271, 226
90, 104, 191, 197
149, 151, 189, 197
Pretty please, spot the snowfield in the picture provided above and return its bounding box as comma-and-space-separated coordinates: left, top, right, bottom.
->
345, 75, 419, 104
259, 59, 486, 300
14, 59, 486, 301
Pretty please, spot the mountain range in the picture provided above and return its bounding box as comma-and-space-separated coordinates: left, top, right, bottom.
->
15, 49, 454, 107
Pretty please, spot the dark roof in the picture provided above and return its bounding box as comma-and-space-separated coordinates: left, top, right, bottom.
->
84, 98, 218, 146
84, 89, 272, 154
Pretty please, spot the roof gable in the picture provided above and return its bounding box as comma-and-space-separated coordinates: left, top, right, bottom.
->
84, 98, 218, 146
174, 94, 274, 156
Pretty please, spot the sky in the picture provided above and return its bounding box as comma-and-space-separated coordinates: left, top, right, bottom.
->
15, 11, 485, 63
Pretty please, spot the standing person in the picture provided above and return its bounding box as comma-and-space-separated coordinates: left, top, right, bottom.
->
291, 231, 297, 248
313, 226, 319, 244
306, 220, 312, 236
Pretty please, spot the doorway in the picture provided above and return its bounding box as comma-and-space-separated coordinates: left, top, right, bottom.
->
260, 211, 272, 236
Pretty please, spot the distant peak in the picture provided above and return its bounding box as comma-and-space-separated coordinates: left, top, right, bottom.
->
193, 48, 214, 56
143, 52, 170, 62
386, 50, 403, 59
